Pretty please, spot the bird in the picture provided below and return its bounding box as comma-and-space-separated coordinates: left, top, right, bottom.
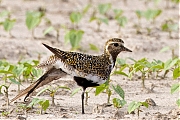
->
10, 38, 132, 114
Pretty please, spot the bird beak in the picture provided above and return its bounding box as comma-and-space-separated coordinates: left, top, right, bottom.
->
122, 46, 132, 52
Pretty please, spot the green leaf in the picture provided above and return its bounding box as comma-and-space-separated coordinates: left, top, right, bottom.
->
116, 58, 126, 65
128, 101, 142, 114
89, 43, 99, 52
141, 102, 149, 108
82, 4, 91, 15
0, 11, 10, 17
36, 87, 50, 97
3, 18, 16, 31
98, 3, 111, 15
64, 30, 84, 50
43, 26, 54, 35
71, 87, 81, 97
95, 84, 107, 96
113, 9, 123, 19
55, 86, 70, 91
113, 71, 128, 77
135, 10, 143, 19
26, 11, 43, 30
0, 70, 12, 74
112, 85, 125, 99
113, 98, 126, 108
116, 16, 128, 27
70, 12, 82, 23
164, 58, 178, 70
99, 17, 109, 25
41, 100, 49, 111
176, 99, 180, 107
173, 67, 180, 79
171, 83, 180, 94
27, 98, 40, 108
9, 78, 21, 85
160, 46, 170, 53
143, 9, 162, 20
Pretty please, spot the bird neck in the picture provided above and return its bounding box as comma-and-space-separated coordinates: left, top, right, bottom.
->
103, 52, 118, 68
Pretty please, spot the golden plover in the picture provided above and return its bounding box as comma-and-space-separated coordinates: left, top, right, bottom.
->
11, 38, 132, 114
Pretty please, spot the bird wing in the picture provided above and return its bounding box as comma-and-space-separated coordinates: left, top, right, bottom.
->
42, 44, 111, 77
10, 67, 67, 103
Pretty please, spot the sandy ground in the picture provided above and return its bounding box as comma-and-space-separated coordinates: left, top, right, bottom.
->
0, 0, 179, 119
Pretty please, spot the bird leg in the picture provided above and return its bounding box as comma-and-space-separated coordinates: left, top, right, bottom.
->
81, 88, 86, 114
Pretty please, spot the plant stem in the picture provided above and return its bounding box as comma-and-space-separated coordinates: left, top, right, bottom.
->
142, 73, 146, 89
56, 29, 59, 42
85, 91, 89, 105
51, 93, 55, 106
32, 29, 35, 39
4, 86, 9, 107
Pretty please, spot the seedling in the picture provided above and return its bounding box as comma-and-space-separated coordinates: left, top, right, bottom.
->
161, 19, 178, 38
64, 29, 84, 50
70, 12, 82, 29
0, 10, 16, 37
36, 85, 70, 106
135, 10, 143, 26
98, 3, 111, 16
135, 9, 162, 24
26, 11, 45, 39
95, 78, 113, 104
128, 101, 148, 117
160, 46, 178, 59
90, 16, 109, 31
113, 9, 123, 19
0, 84, 10, 107
27, 98, 49, 114
112, 85, 127, 109
115, 16, 128, 32
143, 9, 162, 24
171, 83, 180, 107
89, 3, 110, 31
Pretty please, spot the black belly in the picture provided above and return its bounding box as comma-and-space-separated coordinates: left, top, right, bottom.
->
73, 76, 99, 90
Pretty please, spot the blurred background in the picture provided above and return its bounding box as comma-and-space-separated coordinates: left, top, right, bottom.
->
0, 1, 179, 119
0, 0, 179, 62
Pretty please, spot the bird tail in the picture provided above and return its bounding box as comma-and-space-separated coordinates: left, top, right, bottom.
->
10, 67, 66, 103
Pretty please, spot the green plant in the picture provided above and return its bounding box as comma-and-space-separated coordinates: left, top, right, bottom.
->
171, 0, 180, 4
36, 85, 70, 106
1, 111, 10, 117
90, 16, 108, 31
161, 19, 178, 38
27, 98, 50, 114
135, 10, 143, 26
143, 9, 162, 24
171, 83, 180, 107
115, 16, 128, 32
0, 59, 42, 106
113, 9, 123, 19
112, 85, 126, 109
128, 101, 148, 117
98, 3, 111, 15
70, 12, 82, 29
0, 10, 16, 37
135, 9, 162, 24
64, 29, 84, 50
95, 78, 112, 104
89, 3, 111, 31
26, 11, 45, 38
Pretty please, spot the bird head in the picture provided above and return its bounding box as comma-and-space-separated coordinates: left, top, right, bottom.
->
104, 38, 132, 56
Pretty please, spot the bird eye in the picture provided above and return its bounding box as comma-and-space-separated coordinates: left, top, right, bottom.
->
113, 43, 119, 47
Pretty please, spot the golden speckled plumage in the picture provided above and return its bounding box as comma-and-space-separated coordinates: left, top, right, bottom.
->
11, 38, 132, 114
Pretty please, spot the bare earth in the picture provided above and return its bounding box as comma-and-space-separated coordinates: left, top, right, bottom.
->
0, 0, 179, 119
